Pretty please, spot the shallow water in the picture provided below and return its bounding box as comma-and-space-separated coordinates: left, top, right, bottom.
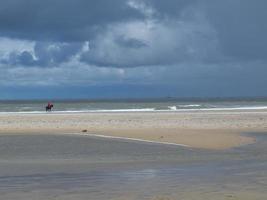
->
0, 134, 266, 199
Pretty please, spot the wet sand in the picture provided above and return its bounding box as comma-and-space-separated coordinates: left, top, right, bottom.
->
1, 109, 267, 149
0, 134, 266, 200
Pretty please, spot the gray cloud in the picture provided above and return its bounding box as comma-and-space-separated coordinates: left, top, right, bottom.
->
2, 51, 35, 66
115, 36, 148, 49
0, 0, 144, 42
204, 0, 267, 61
0, 0, 267, 66
0, 0, 267, 97
33, 42, 83, 66
145, 0, 198, 18
80, 9, 221, 68
2, 42, 83, 67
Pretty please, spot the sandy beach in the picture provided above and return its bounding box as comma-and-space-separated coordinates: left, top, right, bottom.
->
1, 109, 267, 149
1, 109, 267, 199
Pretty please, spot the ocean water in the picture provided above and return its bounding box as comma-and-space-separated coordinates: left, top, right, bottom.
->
1, 98, 267, 113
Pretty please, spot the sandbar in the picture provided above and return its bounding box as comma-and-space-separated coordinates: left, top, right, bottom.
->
1, 109, 267, 149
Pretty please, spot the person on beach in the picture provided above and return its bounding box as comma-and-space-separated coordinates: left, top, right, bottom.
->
46, 102, 53, 112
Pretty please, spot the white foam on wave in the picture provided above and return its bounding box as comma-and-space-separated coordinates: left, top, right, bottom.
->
168, 106, 177, 111
178, 104, 201, 108
168, 104, 201, 110
1, 106, 267, 115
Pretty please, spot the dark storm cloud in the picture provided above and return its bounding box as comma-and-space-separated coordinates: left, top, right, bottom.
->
204, 0, 267, 61
0, 0, 219, 68
0, 0, 143, 42
0, 0, 267, 98
0, 0, 198, 43
1, 0, 267, 67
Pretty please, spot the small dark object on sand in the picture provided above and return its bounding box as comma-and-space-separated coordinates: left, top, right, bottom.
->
82, 129, 88, 133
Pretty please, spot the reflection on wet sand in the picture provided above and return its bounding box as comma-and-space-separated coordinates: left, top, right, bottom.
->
0, 133, 266, 200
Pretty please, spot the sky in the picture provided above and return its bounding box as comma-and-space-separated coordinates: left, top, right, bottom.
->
0, 0, 267, 99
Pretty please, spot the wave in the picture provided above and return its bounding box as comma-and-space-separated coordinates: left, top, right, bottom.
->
1, 106, 267, 114
178, 104, 201, 108
168, 104, 201, 110
168, 106, 177, 111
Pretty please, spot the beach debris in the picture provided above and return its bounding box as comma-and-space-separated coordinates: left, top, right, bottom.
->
82, 129, 88, 133
225, 194, 235, 198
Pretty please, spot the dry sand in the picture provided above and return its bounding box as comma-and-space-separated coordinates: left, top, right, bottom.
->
1, 109, 267, 149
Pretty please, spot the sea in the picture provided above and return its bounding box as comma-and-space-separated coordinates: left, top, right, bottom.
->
0, 97, 267, 113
